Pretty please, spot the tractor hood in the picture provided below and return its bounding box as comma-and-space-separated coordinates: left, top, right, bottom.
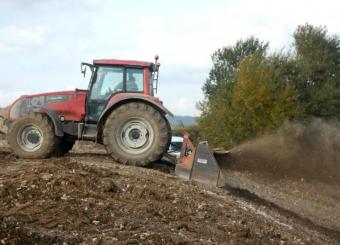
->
18, 90, 86, 100
5, 89, 88, 122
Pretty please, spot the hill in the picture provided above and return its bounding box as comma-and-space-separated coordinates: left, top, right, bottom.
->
167, 115, 197, 127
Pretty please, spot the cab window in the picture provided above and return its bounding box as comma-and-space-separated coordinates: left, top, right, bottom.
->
90, 67, 124, 100
126, 68, 144, 92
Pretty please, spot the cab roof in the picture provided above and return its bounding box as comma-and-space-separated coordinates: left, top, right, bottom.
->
93, 59, 153, 68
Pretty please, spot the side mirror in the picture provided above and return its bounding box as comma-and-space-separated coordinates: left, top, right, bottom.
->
80, 62, 95, 78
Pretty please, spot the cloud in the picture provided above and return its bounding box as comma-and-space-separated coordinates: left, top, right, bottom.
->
0, 25, 50, 53
65, 84, 77, 91
0, 41, 11, 53
0, 90, 29, 107
1, 0, 340, 116
77, 0, 103, 6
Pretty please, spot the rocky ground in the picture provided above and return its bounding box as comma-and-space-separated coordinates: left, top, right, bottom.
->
0, 141, 339, 244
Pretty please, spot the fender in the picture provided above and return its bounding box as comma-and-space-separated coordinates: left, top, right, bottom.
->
33, 107, 64, 137
97, 95, 173, 138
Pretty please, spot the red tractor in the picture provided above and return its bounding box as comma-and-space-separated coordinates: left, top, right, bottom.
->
0, 56, 172, 166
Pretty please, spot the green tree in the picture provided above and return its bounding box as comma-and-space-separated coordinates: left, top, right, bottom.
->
199, 24, 340, 148
202, 37, 269, 101
293, 24, 340, 118
199, 53, 300, 148
199, 37, 269, 147
198, 94, 232, 147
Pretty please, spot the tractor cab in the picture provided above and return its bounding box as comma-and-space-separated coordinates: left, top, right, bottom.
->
81, 57, 160, 123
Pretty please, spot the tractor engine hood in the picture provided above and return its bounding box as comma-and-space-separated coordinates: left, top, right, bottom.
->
18, 90, 84, 100
5, 90, 87, 122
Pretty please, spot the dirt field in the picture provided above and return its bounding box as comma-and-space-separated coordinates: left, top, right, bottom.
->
0, 141, 339, 244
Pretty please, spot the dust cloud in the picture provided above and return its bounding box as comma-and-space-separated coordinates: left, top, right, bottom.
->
227, 118, 340, 184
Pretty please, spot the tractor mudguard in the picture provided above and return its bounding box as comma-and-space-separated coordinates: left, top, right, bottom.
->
33, 107, 64, 137
98, 95, 173, 128
96, 95, 173, 142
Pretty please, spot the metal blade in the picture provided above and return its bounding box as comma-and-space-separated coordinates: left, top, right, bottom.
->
190, 143, 228, 187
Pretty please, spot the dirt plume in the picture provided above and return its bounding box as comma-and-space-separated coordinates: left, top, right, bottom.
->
226, 118, 340, 184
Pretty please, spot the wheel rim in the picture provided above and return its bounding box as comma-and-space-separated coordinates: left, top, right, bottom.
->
117, 118, 154, 155
18, 125, 44, 152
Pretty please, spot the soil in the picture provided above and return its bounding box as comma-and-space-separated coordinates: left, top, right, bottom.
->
0, 141, 339, 244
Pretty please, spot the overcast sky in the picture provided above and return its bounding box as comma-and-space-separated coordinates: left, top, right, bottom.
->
0, 0, 339, 116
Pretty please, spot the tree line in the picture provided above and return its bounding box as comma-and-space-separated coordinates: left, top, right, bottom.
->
198, 24, 340, 148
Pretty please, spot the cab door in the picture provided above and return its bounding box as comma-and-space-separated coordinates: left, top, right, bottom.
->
86, 66, 125, 123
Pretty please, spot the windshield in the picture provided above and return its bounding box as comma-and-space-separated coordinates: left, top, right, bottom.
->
89, 67, 144, 100
90, 67, 124, 100
169, 142, 182, 152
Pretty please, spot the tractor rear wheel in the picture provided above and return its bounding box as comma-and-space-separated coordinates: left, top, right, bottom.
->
103, 102, 171, 166
7, 112, 59, 159
165, 118, 172, 151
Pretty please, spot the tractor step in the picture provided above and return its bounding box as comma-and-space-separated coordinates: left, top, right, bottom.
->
82, 124, 97, 140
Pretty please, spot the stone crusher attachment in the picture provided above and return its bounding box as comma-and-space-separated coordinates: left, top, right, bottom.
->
175, 131, 230, 187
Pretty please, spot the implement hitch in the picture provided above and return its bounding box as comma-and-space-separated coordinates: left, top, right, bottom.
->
175, 131, 230, 187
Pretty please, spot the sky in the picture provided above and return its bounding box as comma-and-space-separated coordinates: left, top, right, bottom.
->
0, 0, 339, 116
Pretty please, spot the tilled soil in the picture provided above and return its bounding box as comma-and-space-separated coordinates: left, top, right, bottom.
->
222, 170, 340, 240
0, 141, 338, 244
220, 145, 340, 235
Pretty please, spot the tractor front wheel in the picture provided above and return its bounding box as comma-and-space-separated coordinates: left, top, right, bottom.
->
7, 113, 59, 159
103, 102, 171, 166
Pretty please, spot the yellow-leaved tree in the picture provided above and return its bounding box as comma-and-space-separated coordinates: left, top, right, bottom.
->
199, 51, 301, 148
229, 53, 301, 144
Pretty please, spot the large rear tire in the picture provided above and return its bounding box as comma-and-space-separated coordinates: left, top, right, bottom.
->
103, 102, 171, 166
7, 113, 59, 159
165, 118, 172, 151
